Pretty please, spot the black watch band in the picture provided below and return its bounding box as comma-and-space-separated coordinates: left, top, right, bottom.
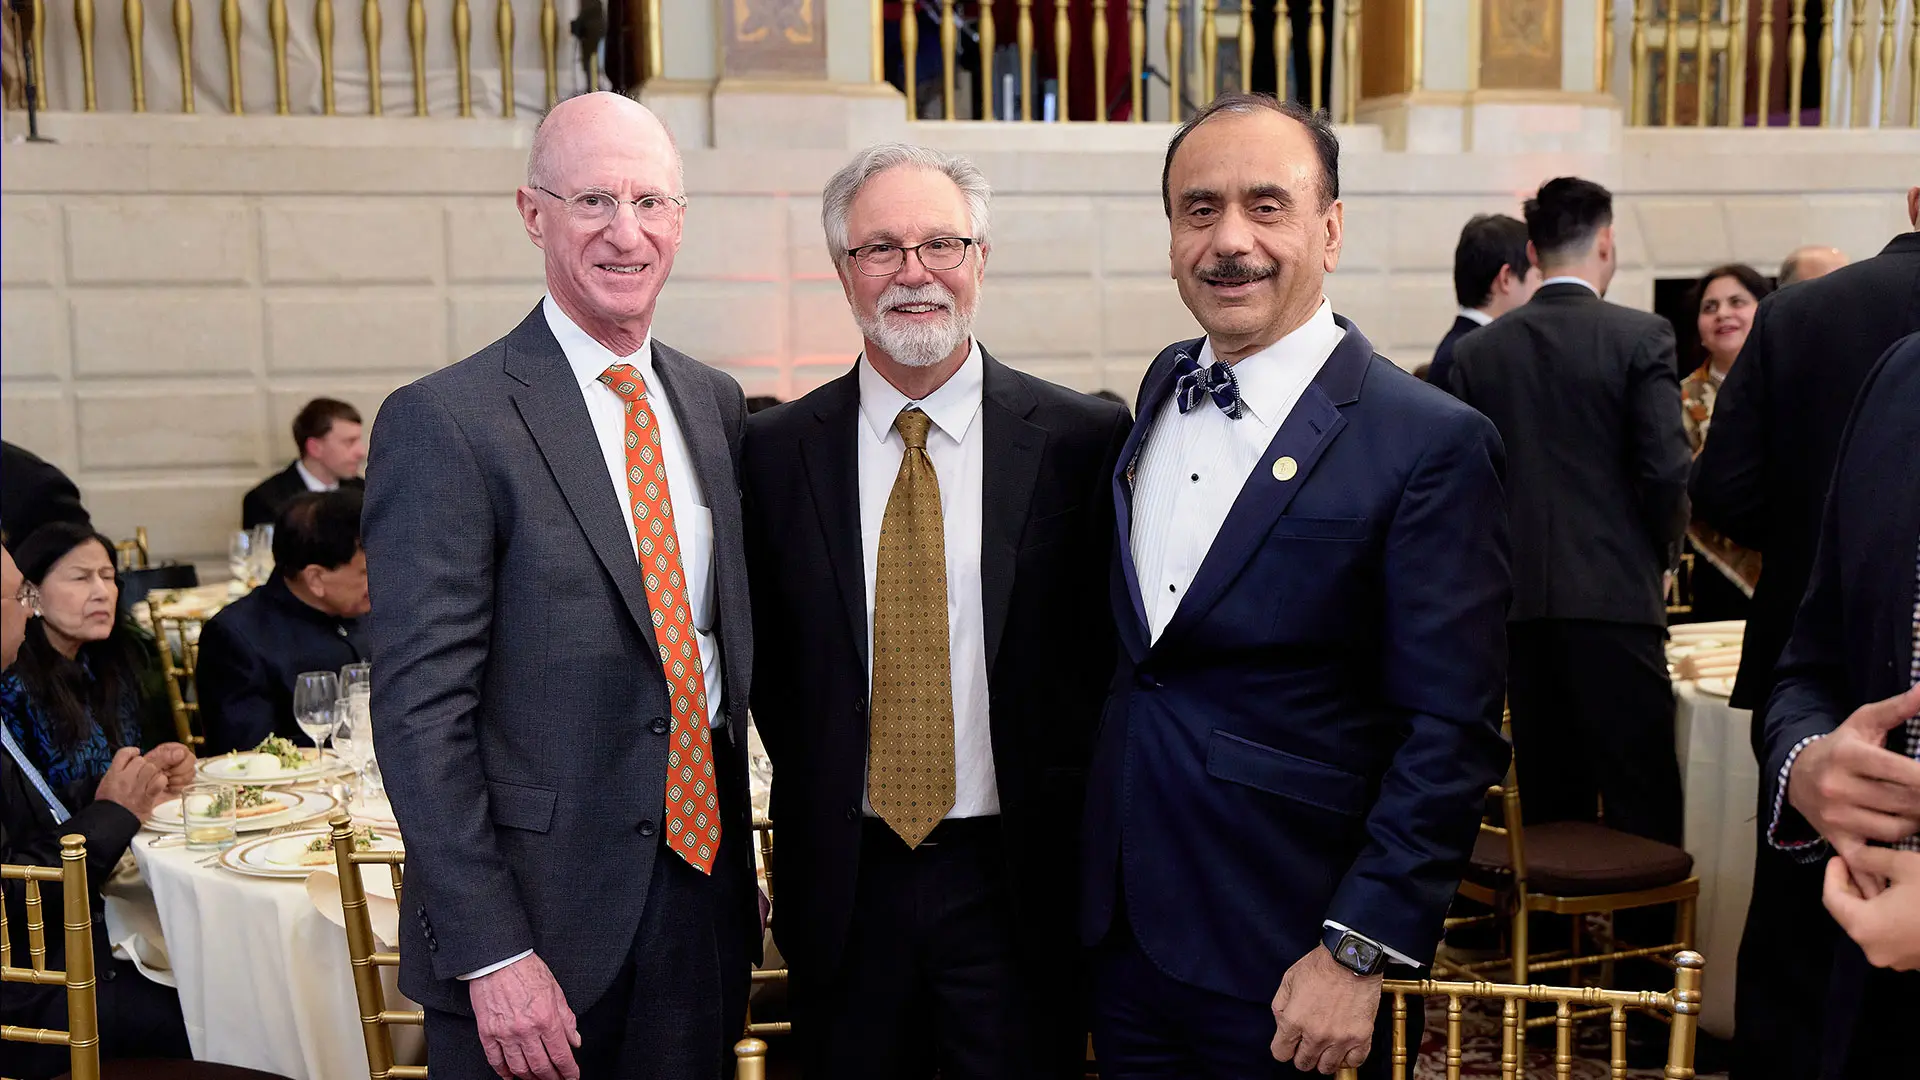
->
1323, 927, 1387, 977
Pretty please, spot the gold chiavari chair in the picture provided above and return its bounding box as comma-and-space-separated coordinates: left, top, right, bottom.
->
147, 609, 205, 748
114, 527, 151, 572
733, 818, 788, 1075
1440, 709, 1699, 1004
329, 812, 426, 1080
1333, 950, 1705, 1080
1665, 550, 1696, 616
2, 835, 101, 1080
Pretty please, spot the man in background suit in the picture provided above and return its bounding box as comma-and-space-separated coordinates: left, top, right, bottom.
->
197, 490, 370, 755
1426, 213, 1538, 391
1083, 94, 1511, 1077
1762, 334, 1920, 1078
364, 93, 756, 1080
1777, 244, 1849, 287
1448, 177, 1691, 847
1, 441, 90, 553
744, 144, 1129, 1080
1689, 187, 1920, 1080
241, 398, 367, 528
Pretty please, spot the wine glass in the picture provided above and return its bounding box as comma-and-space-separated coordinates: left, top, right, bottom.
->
248, 524, 275, 586
227, 530, 252, 586
292, 670, 339, 760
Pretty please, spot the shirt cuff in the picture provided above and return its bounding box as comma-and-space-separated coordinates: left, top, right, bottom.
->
1323, 921, 1420, 968
1767, 733, 1830, 862
458, 950, 534, 981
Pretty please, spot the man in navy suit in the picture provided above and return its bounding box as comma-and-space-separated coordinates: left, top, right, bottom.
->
1425, 214, 1537, 391
1082, 93, 1512, 1077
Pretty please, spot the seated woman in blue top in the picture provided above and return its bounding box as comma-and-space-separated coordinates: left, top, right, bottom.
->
0, 522, 143, 790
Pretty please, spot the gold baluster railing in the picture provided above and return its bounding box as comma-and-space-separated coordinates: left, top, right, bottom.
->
1054, 0, 1070, 118
270, 0, 289, 112
1167, 0, 1183, 119
454, 0, 471, 116
498, 0, 514, 117
1726, 0, 1746, 126
1695, 0, 1713, 126
317, 0, 336, 114
541, 0, 556, 107
173, 0, 193, 112
643, 0, 660, 79
31, 0, 47, 109
1307, 0, 1324, 111
1201, 0, 1218, 102
940, 0, 955, 119
1755, 0, 1773, 125
1787, 0, 1805, 124
126, 0, 145, 111
1016, 0, 1032, 119
1092, 0, 1107, 119
1909, 0, 1918, 127
1129, 0, 1144, 119
75, 0, 97, 110
902, 0, 918, 117
408, 0, 426, 113
1601, 0, 1615, 94
1236, 0, 1252, 92
980, 0, 996, 118
1341, 0, 1357, 123
1274, 0, 1289, 99
870, 0, 883, 81
1817, 0, 1834, 124
1630, 0, 1647, 124
1846, 0, 1865, 124
363, 0, 381, 115
221, 0, 241, 111
1663, 0, 1680, 124
1877, 0, 1895, 126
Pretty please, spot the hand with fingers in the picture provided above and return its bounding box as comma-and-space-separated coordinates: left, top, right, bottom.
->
1787, 684, 1920, 898
1823, 846, 1920, 971
142, 741, 200, 793
1270, 946, 1382, 1075
93, 746, 172, 822
469, 953, 583, 1080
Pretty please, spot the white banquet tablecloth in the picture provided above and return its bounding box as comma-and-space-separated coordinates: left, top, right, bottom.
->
1673, 680, 1758, 1041
132, 837, 423, 1080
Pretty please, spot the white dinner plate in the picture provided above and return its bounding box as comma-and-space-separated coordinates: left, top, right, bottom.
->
1695, 676, 1735, 699
219, 827, 403, 880
197, 751, 345, 786
147, 787, 338, 834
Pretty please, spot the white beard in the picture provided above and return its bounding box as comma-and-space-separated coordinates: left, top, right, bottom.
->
856, 283, 975, 368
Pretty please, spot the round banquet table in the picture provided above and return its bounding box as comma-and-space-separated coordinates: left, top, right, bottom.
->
1672, 678, 1758, 1041
130, 828, 423, 1080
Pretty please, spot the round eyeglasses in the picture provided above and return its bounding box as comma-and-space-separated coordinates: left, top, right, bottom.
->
535, 186, 688, 230
845, 237, 978, 277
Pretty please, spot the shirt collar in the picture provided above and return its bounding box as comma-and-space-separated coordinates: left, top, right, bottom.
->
1541, 275, 1601, 296
294, 460, 337, 492
857, 339, 985, 444
543, 294, 655, 392
1197, 298, 1342, 425
1458, 306, 1495, 327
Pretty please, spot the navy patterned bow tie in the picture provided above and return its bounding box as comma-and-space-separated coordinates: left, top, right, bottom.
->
1172, 353, 1244, 420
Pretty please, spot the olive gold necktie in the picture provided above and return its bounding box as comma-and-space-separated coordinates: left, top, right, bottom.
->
868, 407, 956, 848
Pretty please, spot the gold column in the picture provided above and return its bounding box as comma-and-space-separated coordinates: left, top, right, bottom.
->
1846, 0, 1865, 125
941, 0, 956, 119
981, 0, 997, 118
364, 0, 381, 115
1129, 0, 1144, 118
1167, 0, 1184, 119
1663, 0, 1680, 124
76, 0, 97, 110
173, 0, 193, 113
1340, 0, 1356, 123
1787, 0, 1805, 123
270, 0, 289, 112
1054, 0, 1070, 116
540, 0, 556, 106
1630, 0, 1647, 125
1817, 0, 1834, 124
317, 0, 336, 114
1274, 0, 1289, 99
497, 0, 513, 117
454, 0, 472, 116
1877, 0, 1895, 125
1017, 0, 1032, 119
408, 0, 425, 112
902, 0, 918, 117
1201, 0, 1216, 102
127, 0, 146, 111
1236, 0, 1251, 91
1093, 0, 1108, 119
1754, 0, 1773, 125
31, 0, 46, 109
1727, 0, 1746, 126
1308, 0, 1324, 111
1600, 0, 1615, 93
221, 0, 241, 111
1694, 0, 1710, 126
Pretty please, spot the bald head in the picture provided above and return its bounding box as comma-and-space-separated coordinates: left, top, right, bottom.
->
1778, 245, 1848, 287
527, 92, 683, 192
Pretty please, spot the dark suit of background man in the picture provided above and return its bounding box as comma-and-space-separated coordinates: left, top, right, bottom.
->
1, 441, 91, 553
364, 93, 756, 1080
1760, 335, 1920, 1079
197, 490, 370, 755
1690, 186, 1920, 1080
1083, 95, 1511, 1079
1426, 213, 1539, 391
744, 144, 1129, 1080
241, 397, 367, 529
1448, 177, 1691, 849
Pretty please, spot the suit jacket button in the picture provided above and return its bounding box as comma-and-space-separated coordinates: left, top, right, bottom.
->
846, 806, 859, 821
650, 717, 669, 735
638, 820, 657, 837
853, 701, 867, 717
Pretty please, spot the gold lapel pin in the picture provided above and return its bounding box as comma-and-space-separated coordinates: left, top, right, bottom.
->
1272, 456, 1299, 482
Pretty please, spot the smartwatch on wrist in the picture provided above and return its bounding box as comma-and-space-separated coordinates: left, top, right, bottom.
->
1323, 926, 1387, 977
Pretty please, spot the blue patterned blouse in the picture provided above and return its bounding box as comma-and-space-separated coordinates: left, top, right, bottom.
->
0, 659, 142, 791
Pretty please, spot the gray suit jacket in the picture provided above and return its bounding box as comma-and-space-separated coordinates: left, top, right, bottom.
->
363, 304, 757, 1016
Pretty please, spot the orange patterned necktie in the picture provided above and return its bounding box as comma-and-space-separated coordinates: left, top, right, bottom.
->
597, 362, 719, 875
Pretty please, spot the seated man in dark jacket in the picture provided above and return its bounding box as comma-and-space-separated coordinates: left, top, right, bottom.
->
198, 490, 370, 755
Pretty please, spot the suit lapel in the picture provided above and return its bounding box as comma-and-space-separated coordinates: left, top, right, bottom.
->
1111, 339, 1197, 663
980, 352, 1045, 679
800, 370, 870, 671
504, 310, 660, 646
1155, 319, 1373, 647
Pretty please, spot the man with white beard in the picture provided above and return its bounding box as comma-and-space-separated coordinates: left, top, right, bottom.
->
741, 143, 1132, 1079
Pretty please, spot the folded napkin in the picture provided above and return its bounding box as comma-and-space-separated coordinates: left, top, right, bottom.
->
305, 867, 401, 948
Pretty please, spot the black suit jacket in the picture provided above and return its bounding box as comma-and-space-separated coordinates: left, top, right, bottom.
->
241, 462, 365, 529
1760, 334, 1920, 1076
1448, 282, 1692, 626
364, 306, 757, 1016
1690, 232, 1920, 710
1425, 313, 1482, 391
195, 576, 369, 755
1, 441, 91, 552
741, 351, 1129, 1000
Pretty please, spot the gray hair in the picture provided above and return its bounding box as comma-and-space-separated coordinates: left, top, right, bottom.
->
821, 143, 992, 267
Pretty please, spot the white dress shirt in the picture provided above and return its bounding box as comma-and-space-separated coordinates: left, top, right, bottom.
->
295, 460, 338, 492
1457, 306, 1494, 327
1130, 298, 1344, 643
857, 342, 998, 820
1540, 275, 1601, 296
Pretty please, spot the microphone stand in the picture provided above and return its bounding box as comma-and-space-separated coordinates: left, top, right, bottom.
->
10, 0, 54, 142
